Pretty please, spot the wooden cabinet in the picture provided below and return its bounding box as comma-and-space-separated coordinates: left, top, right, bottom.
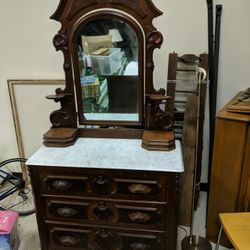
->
28, 138, 183, 250
206, 93, 250, 246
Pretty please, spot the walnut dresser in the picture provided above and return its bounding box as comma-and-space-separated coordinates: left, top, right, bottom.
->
27, 138, 184, 250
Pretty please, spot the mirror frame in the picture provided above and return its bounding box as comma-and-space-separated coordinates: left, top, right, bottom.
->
45, 0, 170, 143
71, 12, 144, 127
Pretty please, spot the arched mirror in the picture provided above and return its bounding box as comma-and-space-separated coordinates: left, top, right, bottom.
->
72, 14, 143, 126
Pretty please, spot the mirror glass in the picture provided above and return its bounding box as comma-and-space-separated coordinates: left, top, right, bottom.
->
75, 16, 140, 123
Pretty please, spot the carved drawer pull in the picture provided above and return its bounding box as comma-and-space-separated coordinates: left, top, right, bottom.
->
88, 175, 117, 194
97, 201, 107, 211
99, 229, 111, 238
128, 212, 151, 223
57, 207, 77, 218
129, 184, 152, 195
88, 201, 119, 223
130, 242, 150, 250
52, 180, 72, 191
58, 235, 80, 247
88, 229, 123, 250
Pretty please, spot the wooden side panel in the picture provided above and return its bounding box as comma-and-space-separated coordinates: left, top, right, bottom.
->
167, 52, 208, 226
178, 96, 198, 226
238, 126, 250, 211
166, 53, 177, 113
206, 118, 249, 246
246, 179, 250, 211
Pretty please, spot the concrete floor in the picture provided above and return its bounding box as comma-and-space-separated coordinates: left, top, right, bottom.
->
17, 192, 233, 250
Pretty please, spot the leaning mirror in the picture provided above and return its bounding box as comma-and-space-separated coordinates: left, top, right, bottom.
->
73, 15, 143, 126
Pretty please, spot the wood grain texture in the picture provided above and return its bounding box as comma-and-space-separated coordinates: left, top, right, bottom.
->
178, 95, 198, 226
219, 213, 250, 250
206, 93, 250, 247
29, 165, 178, 249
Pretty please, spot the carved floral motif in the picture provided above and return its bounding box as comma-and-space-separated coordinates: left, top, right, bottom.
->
147, 31, 163, 50
48, 96, 76, 128
53, 33, 68, 51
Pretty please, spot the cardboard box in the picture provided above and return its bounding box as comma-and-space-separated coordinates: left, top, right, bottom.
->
81, 35, 112, 54
81, 76, 100, 99
0, 211, 19, 250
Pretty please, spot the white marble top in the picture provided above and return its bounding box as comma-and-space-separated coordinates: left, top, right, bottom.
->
27, 138, 184, 173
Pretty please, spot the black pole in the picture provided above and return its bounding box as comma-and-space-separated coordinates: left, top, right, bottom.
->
208, 5, 222, 189
206, 0, 214, 176
207, 0, 214, 90
213, 5, 222, 107
206, 0, 214, 194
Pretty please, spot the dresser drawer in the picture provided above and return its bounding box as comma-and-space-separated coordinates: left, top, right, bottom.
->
40, 167, 171, 202
44, 198, 167, 230
49, 225, 167, 250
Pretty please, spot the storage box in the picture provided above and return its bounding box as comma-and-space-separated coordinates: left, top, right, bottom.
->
0, 211, 19, 250
90, 48, 122, 75
81, 76, 100, 99
81, 35, 112, 54
82, 78, 109, 113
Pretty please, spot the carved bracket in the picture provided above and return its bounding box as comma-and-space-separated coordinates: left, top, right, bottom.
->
145, 94, 173, 130
46, 92, 76, 128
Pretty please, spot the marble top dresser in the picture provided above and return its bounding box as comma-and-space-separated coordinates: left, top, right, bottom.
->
27, 138, 184, 250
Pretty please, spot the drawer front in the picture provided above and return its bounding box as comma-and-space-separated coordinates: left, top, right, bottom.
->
49, 225, 167, 250
44, 175, 88, 194
45, 199, 167, 230
40, 168, 170, 202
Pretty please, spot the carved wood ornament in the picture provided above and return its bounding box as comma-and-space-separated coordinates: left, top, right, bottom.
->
45, 0, 174, 150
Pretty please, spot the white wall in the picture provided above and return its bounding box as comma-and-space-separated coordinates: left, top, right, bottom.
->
153, 0, 250, 107
0, 0, 249, 177
0, 0, 63, 160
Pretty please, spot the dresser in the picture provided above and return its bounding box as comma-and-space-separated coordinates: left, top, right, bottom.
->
27, 138, 184, 250
206, 93, 250, 246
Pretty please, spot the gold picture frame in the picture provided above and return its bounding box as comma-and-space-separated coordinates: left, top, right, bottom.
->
8, 80, 65, 158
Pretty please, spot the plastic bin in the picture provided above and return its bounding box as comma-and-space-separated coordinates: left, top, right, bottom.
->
90, 48, 122, 75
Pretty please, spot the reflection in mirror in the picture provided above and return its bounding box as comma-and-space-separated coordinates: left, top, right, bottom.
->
76, 16, 139, 123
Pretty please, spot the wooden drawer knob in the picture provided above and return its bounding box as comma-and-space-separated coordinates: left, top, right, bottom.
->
130, 242, 150, 250
58, 235, 80, 247
128, 212, 151, 223
88, 229, 122, 250
52, 180, 72, 191
99, 229, 111, 238
97, 201, 107, 211
96, 175, 108, 185
88, 201, 119, 223
57, 207, 77, 218
129, 184, 152, 195
88, 175, 117, 195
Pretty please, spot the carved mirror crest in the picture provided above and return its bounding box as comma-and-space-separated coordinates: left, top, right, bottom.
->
44, 0, 174, 150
